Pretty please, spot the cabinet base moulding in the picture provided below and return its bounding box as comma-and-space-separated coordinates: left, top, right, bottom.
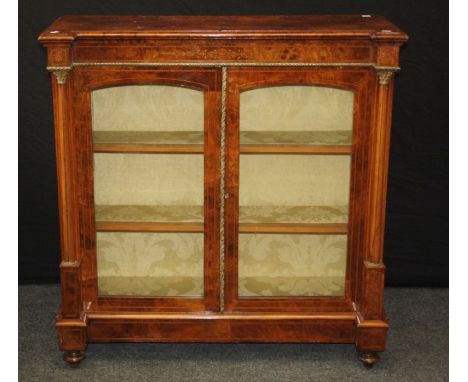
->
56, 312, 385, 344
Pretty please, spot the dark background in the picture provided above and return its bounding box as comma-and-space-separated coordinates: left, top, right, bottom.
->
19, 0, 448, 286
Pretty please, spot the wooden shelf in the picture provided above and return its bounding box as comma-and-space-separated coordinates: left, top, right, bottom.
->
93, 130, 352, 154
240, 130, 352, 154
96, 221, 203, 233
95, 205, 204, 232
96, 221, 346, 234
93, 131, 204, 154
95, 204, 348, 233
239, 223, 347, 234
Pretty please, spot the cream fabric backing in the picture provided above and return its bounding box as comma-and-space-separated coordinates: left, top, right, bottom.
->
238, 234, 347, 297
91, 85, 204, 132
240, 155, 351, 206
240, 86, 354, 132
97, 232, 204, 296
238, 86, 352, 298
93, 153, 203, 206
92, 85, 353, 298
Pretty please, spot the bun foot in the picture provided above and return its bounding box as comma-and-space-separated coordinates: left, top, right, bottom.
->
358, 352, 380, 368
63, 351, 85, 368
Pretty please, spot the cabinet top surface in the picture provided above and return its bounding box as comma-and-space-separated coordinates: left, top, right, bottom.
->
38, 15, 407, 43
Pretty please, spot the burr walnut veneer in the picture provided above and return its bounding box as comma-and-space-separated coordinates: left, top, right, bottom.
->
39, 15, 407, 368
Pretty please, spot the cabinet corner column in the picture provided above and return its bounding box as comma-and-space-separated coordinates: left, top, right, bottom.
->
46, 44, 82, 319
357, 67, 398, 325
46, 43, 76, 263
47, 44, 87, 364
366, 67, 397, 266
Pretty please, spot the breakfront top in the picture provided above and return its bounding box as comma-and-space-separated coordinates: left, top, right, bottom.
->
39, 15, 408, 82
39, 15, 407, 42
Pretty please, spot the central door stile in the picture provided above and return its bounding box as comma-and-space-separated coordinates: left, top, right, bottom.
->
220, 66, 227, 312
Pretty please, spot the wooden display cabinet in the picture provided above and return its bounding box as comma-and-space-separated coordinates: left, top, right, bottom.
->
38, 15, 408, 368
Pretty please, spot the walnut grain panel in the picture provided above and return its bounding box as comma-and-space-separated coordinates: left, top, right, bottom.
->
57, 324, 87, 351
361, 263, 386, 319
60, 261, 81, 318
229, 319, 355, 342
73, 40, 375, 64
87, 317, 355, 342
47, 44, 72, 67
355, 322, 388, 352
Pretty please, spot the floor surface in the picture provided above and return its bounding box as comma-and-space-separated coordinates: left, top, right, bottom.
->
19, 286, 448, 381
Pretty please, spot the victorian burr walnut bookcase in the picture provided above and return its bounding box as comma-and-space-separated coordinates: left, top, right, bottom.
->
38, 15, 407, 368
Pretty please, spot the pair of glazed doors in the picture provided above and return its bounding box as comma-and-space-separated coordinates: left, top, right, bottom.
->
72, 65, 374, 313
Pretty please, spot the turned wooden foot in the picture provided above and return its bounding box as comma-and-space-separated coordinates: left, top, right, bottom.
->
358, 352, 380, 368
63, 351, 85, 368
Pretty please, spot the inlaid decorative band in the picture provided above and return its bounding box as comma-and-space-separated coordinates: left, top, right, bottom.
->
220, 66, 227, 312
72, 62, 400, 71
51, 62, 400, 86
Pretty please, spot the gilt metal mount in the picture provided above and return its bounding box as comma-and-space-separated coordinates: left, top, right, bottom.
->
47, 66, 72, 84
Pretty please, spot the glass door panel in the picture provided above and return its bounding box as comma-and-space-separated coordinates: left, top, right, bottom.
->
238, 234, 347, 297
91, 85, 205, 298
237, 84, 354, 299
239, 155, 351, 224
97, 232, 204, 297
92, 85, 204, 131
239, 86, 353, 153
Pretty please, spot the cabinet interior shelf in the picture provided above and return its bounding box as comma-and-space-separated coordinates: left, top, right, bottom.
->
93, 130, 352, 154
95, 204, 348, 234
93, 131, 204, 154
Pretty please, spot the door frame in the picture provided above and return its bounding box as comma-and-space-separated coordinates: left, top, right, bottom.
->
70, 66, 222, 312
224, 66, 376, 312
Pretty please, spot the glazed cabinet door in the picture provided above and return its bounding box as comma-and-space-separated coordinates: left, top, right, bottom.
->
224, 67, 374, 312
72, 67, 221, 312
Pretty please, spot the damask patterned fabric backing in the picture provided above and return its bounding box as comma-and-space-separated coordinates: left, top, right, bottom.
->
92, 84, 353, 298
240, 155, 351, 207
94, 153, 204, 206
92, 85, 204, 132
96, 232, 346, 297
239, 234, 347, 296
97, 232, 204, 296
240, 86, 354, 132
239, 86, 351, 297
92, 86, 206, 297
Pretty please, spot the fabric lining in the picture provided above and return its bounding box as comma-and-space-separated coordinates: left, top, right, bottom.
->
92, 85, 204, 132
240, 86, 354, 132
97, 232, 204, 297
238, 234, 347, 297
